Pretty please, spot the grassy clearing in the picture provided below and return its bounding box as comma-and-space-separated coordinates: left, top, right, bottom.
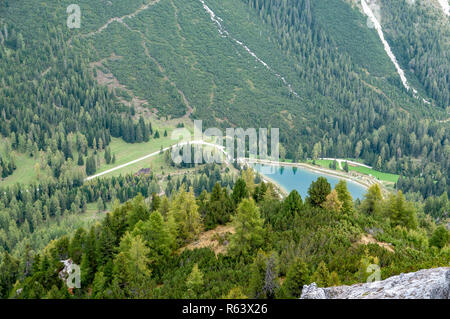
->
95, 152, 181, 179
0, 139, 39, 187
347, 165, 399, 183
306, 159, 399, 183
308, 159, 340, 170
86, 201, 113, 216
94, 122, 192, 175
0, 154, 39, 187
0, 120, 191, 187
96, 136, 173, 174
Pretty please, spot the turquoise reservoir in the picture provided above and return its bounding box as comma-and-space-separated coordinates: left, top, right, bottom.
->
251, 163, 367, 200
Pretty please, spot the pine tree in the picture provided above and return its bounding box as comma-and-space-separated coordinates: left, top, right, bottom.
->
430, 226, 449, 249
167, 186, 202, 243
85, 155, 96, 176
281, 190, 303, 217
232, 178, 249, 204
344, 161, 349, 172
311, 261, 331, 287
229, 198, 265, 256
0, 252, 19, 298
386, 191, 418, 229
322, 189, 343, 213
248, 250, 268, 299
111, 253, 129, 298
360, 184, 383, 216
135, 125, 143, 143
297, 143, 304, 161
242, 168, 255, 194
272, 190, 302, 230
91, 271, 107, 299
126, 195, 149, 229
334, 180, 353, 213
77, 154, 84, 166
204, 183, 233, 228
104, 147, 112, 164
248, 250, 279, 299
284, 257, 310, 298
139, 117, 149, 142
224, 287, 248, 299
143, 124, 150, 142
124, 235, 152, 298
150, 193, 161, 212
307, 177, 331, 206
132, 211, 174, 264
185, 263, 204, 298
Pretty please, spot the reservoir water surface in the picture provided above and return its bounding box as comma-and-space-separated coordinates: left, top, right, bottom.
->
252, 163, 367, 200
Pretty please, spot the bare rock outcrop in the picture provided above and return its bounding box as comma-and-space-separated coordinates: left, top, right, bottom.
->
301, 267, 450, 299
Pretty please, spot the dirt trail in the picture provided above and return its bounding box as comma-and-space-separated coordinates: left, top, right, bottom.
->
171, 0, 184, 38
319, 158, 373, 170
90, 53, 152, 119
68, 0, 161, 46
41, 67, 51, 77
198, 0, 300, 99
84, 140, 228, 181
140, 40, 193, 118
88, 1, 193, 120
80, 0, 193, 120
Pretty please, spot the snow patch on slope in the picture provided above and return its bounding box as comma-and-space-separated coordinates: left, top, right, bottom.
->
361, 0, 416, 94
199, 0, 300, 98
361, 1, 431, 104
437, 0, 450, 16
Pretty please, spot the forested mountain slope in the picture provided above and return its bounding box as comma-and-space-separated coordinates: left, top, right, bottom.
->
0, 0, 449, 300
1, 173, 448, 299
374, 0, 450, 107
0, 1, 449, 196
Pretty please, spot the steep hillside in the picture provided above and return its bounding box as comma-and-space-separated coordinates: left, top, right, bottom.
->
0, 0, 449, 301
2, 176, 449, 299
0, 0, 449, 198
364, 0, 450, 108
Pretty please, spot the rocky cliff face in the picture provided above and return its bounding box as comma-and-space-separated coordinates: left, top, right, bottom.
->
301, 267, 450, 299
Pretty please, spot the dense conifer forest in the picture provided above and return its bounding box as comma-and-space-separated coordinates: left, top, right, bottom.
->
0, 0, 448, 199
1, 170, 448, 299
0, 0, 449, 300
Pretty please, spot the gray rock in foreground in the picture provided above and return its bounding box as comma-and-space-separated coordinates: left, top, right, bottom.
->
301, 267, 450, 299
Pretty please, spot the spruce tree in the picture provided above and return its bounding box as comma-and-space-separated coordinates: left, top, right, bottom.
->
284, 258, 310, 298
307, 177, 331, 207
232, 178, 249, 204
104, 147, 112, 164
229, 198, 265, 256
77, 154, 84, 166
335, 180, 353, 213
